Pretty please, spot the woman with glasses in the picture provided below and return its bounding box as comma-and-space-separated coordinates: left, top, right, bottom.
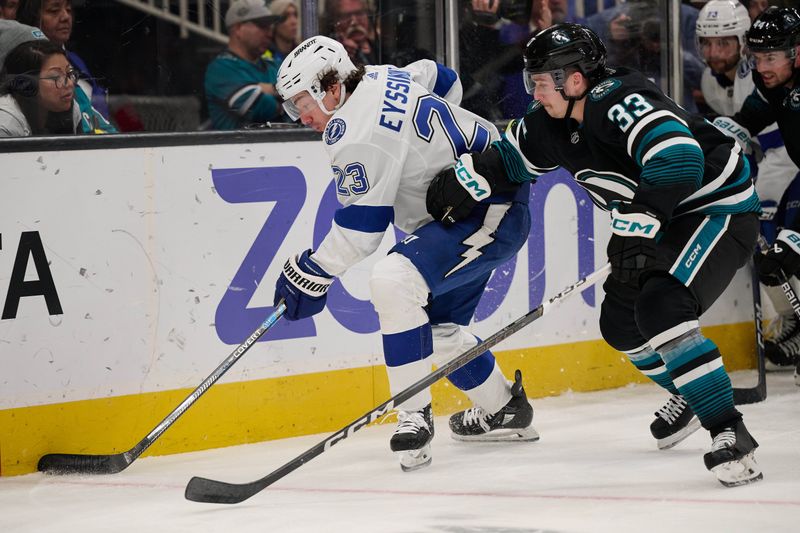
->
0, 38, 107, 135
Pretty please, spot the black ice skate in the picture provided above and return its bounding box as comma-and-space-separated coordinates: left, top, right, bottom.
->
703, 419, 763, 487
449, 370, 539, 442
650, 394, 701, 450
390, 404, 434, 472
764, 313, 800, 370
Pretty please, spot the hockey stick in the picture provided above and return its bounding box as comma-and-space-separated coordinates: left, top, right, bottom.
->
732, 260, 767, 405
184, 264, 612, 504
37, 301, 287, 475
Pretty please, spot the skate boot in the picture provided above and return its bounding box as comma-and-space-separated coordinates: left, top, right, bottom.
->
449, 370, 539, 442
703, 419, 763, 487
389, 404, 434, 472
650, 394, 701, 450
764, 313, 800, 370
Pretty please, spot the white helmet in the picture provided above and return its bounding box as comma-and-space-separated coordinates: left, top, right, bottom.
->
696, 0, 750, 56
277, 36, 357, 121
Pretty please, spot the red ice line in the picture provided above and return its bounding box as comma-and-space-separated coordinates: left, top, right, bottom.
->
40, 479, 800, 508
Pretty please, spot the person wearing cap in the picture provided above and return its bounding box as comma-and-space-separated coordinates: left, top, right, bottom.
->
0, 19, 112, 135
266, 0, 299, 68
204, 0, 283, 130
16, 0, 112, 120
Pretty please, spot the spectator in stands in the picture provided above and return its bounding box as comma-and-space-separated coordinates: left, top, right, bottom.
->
16, 0, 111, 119
326, 0, 377, 65
586, 0, 704, 112
743, 0, 769, 22
460, 0, 569, 120
204, 0, 282, 130
0, 38, 111, 136
267, 0, 299, 67
1, 0, 19, 19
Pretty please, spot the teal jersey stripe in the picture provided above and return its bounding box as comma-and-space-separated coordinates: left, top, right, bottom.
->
634, 121, 693, 165
640, 144, 704, 187
493, 137, 540, 184
670, 215, 729, 285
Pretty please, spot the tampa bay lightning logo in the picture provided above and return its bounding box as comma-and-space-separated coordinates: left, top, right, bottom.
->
589, 78, 621, 101
324, 118, 347, 145
786, 88, 800, 111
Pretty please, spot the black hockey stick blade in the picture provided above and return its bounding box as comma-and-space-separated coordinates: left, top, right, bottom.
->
37, 452, 132, 475
38, 303, 286, 475
185, 264, 611, 504
732, 258, 767, 405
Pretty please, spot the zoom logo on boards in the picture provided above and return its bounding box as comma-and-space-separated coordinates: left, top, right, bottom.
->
1, 231, 62, 319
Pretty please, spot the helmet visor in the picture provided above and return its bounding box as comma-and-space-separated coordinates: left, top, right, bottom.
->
282, 91, 321, 122
523, 69, 563, 96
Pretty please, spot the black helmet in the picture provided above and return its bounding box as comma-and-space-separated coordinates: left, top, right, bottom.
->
523, 23, 607, 90
746, 6, 800, 52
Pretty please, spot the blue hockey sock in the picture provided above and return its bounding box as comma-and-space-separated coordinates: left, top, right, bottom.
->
659, 330, 739, 430
625, 345, 678, 394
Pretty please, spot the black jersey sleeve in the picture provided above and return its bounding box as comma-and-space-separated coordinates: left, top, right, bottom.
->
471, 105, 559, 186
586, 72, 705, 218
732, 86, 778, 138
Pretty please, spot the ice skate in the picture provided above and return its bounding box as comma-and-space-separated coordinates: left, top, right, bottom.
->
650, 394, 701, 450
449, 370, 539, 442
764, 313, 800, 371
703, 419, 763, 487
390, 405, 434, 472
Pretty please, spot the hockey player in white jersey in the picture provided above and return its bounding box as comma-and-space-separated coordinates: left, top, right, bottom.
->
697, 1, 800, 370
272, 36, 539, 471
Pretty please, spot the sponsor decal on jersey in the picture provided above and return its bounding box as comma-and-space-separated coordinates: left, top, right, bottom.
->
367, 71, 378, 80
589, 78, 621, 101
324, 118, 347, 145
785, 88, 800, 111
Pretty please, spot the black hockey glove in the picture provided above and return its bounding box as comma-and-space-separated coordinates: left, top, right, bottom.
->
606, 203, 664, 285
755, 230, 800, 286
426, 153, 518, 225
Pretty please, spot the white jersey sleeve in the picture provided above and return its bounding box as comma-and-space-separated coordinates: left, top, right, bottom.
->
395, 60, 463, 105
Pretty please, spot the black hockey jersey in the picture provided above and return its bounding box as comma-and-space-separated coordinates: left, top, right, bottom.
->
732, 69, 800, 169
490, 68, 760, 220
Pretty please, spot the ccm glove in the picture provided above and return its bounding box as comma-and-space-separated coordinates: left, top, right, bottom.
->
606, 203, 664, 285
755, 229, 800, 286
274, 249, 334, 320
427, 154, 492, 225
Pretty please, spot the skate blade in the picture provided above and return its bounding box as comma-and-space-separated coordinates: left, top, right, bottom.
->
451, 425, 540, 443
397, 445, 432, 472
657, 417, 702, 450
794, 369, 800, 387
711, 451, 764, 487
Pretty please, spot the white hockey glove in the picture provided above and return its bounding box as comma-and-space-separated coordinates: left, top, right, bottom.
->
712, 116, 753, 154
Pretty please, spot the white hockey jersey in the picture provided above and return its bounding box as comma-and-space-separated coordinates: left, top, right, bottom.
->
312, 61, 501, 276
702, 60, 798, 212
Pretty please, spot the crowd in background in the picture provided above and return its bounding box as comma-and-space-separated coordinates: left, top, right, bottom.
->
0, 0, 790, 136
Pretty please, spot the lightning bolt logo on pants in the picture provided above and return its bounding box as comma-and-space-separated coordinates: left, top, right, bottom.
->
445, 205, 510, 277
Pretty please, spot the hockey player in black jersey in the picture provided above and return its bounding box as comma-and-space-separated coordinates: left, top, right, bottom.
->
426, 23, 763, 487
714, 6, 800, 382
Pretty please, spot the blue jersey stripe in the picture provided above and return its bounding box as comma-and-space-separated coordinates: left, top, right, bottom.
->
334, 205, 394, 233
432, 63, 458, 99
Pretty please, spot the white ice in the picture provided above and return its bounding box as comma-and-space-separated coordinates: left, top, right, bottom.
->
1, 371, 799, 533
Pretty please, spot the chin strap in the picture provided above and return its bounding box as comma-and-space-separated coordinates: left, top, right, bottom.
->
318, 84, 348, 116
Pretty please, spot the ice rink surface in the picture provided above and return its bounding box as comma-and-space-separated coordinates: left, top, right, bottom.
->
1, 371, 798, 533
